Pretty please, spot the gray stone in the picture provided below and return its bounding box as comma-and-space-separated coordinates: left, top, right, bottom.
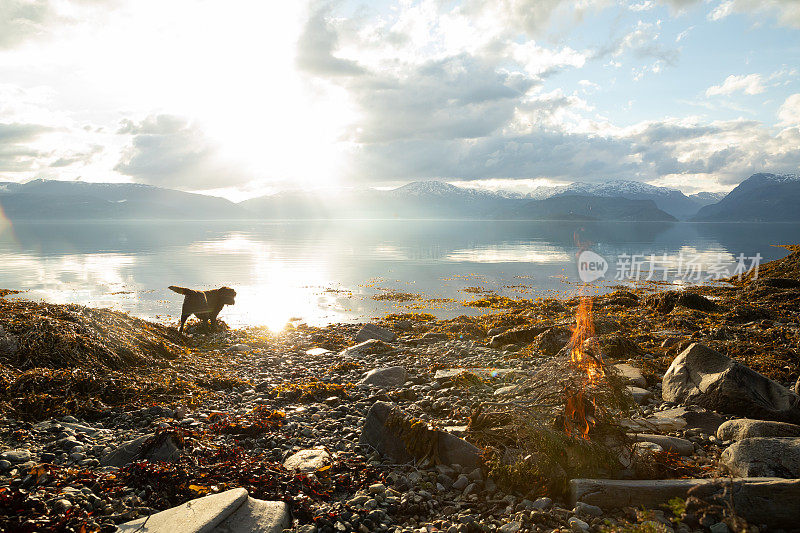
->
662, 343, 800, 424
529, 497, 552, 510
614, 364, 646, 388
720, 437, 800, 477
570, 477, 800, 529
118, 488, 289, 533
433, 368, 517, 381
627, 386, 652, 405
630, 434, 694, 456
283, 448, 330, 472
498, 521, 522, 533
359, 402, 482, 468
452, 474, 469, 490
0, 331, 18, 356
339, 339, 392, 358
306, 347, 332, 356
359, 366, 407, 388
651, 406, 725, 434
494, 385, 520, 397
1, 449, 31, 464
568, 517, 589, 532
717, 418, 800, 441
489, 327, 548, 348
709, 523, 729, 533
574, 502, 603, 517
100, 433, 182, 467
227, 344, 252, 352
355, 324, 396, 343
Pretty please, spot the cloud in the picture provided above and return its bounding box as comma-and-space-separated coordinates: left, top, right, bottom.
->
49, 145, 103, 168
295, 3, 365, 77
594, 20, 680, 69
0, 0, 119, 50
0, 0, 51, 49
0, 121, 51, 172
778, 93, 800, 126
345, 55, 537, 144
114, 115, 248, 190
705, 74, 765, 96
705, 0, 800, 28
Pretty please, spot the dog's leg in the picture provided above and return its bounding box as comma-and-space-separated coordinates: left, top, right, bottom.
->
179, 314, 189, 333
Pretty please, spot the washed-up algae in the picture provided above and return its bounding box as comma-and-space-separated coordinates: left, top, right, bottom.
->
0, 299, 233, 420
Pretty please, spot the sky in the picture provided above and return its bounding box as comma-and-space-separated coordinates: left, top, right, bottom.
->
0, 0, 799, 200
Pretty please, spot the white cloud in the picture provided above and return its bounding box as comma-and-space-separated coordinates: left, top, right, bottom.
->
706, 0, 800, 28
705, 74, 766, 96
114, 115, 250, 190
778, 93, 800, 126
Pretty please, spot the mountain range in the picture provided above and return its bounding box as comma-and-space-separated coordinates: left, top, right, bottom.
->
0, 173, 796, 222
692, 173, 800, 222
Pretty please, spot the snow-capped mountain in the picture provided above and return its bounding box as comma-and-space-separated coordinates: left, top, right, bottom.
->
693, 173, 800, 222
550, 180, 700, 219
688, 191, 726, 206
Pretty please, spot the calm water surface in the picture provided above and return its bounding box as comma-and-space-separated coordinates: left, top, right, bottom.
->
0, 220, 796, 329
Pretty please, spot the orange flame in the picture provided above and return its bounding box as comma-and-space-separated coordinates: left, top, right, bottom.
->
564, 295, 605, 440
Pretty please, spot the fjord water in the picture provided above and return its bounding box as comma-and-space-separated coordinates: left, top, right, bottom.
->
1, 220, 797, 329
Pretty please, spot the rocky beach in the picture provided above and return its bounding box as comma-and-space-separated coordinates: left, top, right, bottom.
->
1, 246, 800, 533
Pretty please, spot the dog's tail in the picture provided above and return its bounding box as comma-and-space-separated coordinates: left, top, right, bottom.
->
168, 285, 193, 295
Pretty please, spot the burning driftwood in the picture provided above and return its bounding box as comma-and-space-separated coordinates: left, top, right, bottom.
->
468, 295, 638, 496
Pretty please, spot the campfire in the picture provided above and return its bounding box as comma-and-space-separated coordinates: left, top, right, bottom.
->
564, 296, 607, 440
468, 288, 638, 496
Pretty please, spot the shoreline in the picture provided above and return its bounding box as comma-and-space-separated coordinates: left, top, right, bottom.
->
0, 245, 798, 532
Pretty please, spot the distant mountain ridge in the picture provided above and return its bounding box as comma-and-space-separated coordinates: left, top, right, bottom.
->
498, 194, 677, 221
0, 179, 241, 220
1, 174, 793, 222
692, 173, 800, 222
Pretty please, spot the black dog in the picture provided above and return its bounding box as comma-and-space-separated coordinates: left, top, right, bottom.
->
168, 285, 236, 333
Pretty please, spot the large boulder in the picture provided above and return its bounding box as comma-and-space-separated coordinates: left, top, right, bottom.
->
117, 488, 290, 533
359, 366, 407, 388
101, 433, 182, 467
570, 478, 800, 530
720, 437, 800, 478
650, 406, 724, 434
355, 324, 396, 343
717, 418, 800, 441
360, 402, 482, 468
489, 326, 548, 348
662, 343, 800, 424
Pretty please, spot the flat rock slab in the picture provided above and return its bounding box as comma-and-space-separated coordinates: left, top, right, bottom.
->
339, 339, 393, 358
359, 366, 407, 388
629, 434, 693, 456
614, 364, 646, 388
721, 437, 800, 477
283, 448, 330, 472
717, 418, 800, 441
627, 386, 652, 405
305, 347, 332, 356
118, 488, 290, 533
360, 401, 482, 469
570, 478, 800, 529
662, 343, 800, 424
433, 368, 518, 381
651, 406, 724, 434
101, 433, 182, 468
355, 324, 396, 343
621, 416, 686, 433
